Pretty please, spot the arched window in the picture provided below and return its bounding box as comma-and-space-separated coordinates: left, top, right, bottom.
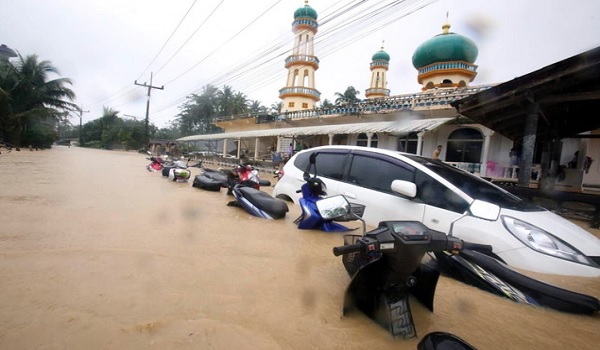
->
357, 133, 378, 147
446, 128, 483, 163
357, 133, 368, 147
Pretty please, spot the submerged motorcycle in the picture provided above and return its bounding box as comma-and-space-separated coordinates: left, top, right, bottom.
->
223, 165, 288, 219
327, 194, 600, 340
227, 184, 289, 219
193, 163, 270, 194
167, 158, 192, 182
146, 151, 166, 172
295, 152, 364, 231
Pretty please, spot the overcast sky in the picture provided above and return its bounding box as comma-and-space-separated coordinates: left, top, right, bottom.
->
2, 0, 599, 128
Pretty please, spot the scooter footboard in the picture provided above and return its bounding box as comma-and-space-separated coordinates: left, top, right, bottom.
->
382, 294, 417, 339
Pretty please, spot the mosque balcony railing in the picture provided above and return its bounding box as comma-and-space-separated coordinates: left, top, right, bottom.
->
417, 61, 478, 75
365, 88, 390, 96
285, 54, 320, 67
370, 61, 389, 68
278, 87, 321, 100
293, 18, 318, 29
229, 84, 495, 124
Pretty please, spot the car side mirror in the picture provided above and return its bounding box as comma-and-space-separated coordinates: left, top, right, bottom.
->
391, 180, 417, 198
469, 199, 500, 221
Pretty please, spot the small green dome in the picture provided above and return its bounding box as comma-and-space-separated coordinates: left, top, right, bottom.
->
372, 49, 390, 62
294, 2, 318, 20
412, 24, 478, 69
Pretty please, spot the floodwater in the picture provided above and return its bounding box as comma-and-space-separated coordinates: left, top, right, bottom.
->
0, 146, 599, 350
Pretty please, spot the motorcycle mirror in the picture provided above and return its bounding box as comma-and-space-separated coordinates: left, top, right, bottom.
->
315, 195, 351, 221
303, 171, 311, 181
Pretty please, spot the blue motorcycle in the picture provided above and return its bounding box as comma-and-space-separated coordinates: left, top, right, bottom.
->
294, 152, 364, 231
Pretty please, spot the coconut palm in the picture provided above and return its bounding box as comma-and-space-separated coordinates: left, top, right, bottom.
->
0, 54, 76, 147
334, 86, 360, 106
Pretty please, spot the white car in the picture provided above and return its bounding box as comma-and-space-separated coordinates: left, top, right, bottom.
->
272, 145, 600, 277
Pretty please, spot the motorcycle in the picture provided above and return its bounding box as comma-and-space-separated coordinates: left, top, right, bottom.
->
167, 158, 192, 182
328, 195, 600, 340
417, 332, 477, 350
227, 184, 289, 219
146, 152, 165, 172
294, 152, 364, 231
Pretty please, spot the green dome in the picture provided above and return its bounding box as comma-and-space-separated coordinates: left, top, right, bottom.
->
372, 49, 390, 62
412, 24, 478, 69
294, 3, 318, 20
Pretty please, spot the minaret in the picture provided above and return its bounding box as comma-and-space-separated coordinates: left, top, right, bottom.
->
279, 1, 320, 112
365, 42, 391, 99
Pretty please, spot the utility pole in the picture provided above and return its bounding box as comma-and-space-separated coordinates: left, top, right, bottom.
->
134, 72, 164, 145
77, 105, 89, 146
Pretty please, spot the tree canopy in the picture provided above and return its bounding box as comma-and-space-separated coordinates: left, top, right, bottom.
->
0, 54, 76, 148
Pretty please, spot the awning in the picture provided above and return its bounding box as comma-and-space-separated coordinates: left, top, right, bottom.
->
176, 117, 454, 142
450, 46, 600, 141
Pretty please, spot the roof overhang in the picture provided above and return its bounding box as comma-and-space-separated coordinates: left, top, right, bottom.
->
450, 46, 600, 141
176, 118, 454, 142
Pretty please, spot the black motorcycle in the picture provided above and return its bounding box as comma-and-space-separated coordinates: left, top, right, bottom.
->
328, 195, 600, 340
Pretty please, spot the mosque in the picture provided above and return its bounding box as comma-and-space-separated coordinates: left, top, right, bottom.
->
178, 1, 599, 190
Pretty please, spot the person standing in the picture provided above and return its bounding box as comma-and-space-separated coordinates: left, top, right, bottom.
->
432, 145, 442, 160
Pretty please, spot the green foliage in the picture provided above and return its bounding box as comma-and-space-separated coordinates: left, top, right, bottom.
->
334, 86, 360, 105
0, 54, 76, 147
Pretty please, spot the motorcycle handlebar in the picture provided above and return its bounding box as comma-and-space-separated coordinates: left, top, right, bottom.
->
333, 243, 362, 256
462, 241, 493, 253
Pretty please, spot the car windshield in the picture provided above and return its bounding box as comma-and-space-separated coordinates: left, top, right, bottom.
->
403, 154, 542, 211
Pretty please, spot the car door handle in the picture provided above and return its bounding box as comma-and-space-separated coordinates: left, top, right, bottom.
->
343, 191, 357, 199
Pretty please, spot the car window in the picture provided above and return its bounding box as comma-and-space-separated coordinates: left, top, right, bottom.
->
403, 154, 541, 211
293, 150, 347, 180
347, 154, 413, 194
415, 170, 469, 213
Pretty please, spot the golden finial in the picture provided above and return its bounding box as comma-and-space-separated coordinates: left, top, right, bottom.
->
381, 40, 385, 50
442, 11, 451, 33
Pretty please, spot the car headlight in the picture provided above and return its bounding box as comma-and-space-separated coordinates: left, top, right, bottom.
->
502, 216, 599, 267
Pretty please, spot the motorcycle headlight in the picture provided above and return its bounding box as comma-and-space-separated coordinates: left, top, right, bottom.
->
502, 216, 599, 267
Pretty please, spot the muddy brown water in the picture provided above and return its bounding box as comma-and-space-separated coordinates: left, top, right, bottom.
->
0, 146, 599, 350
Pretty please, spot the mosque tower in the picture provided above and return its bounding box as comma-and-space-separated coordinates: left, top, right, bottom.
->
279, 1, 321, 112
365, 43, 391, 99
411, 18, 479, 90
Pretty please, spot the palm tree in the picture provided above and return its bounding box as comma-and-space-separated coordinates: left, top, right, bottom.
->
230, 92, 248, 116
0, 54, 76, 147
217, 85, 235, 117
271, 101, 283, 114
319, 99, 334, 109
249, 100, 266, 114
334, 86, 360, 106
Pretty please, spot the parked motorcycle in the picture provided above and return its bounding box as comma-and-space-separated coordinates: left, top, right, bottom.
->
328, 195, 600, 340
227, 184, 289, 219
167, 158, 192, 182
146, 152, 165, 172
294, 152, 364, 231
